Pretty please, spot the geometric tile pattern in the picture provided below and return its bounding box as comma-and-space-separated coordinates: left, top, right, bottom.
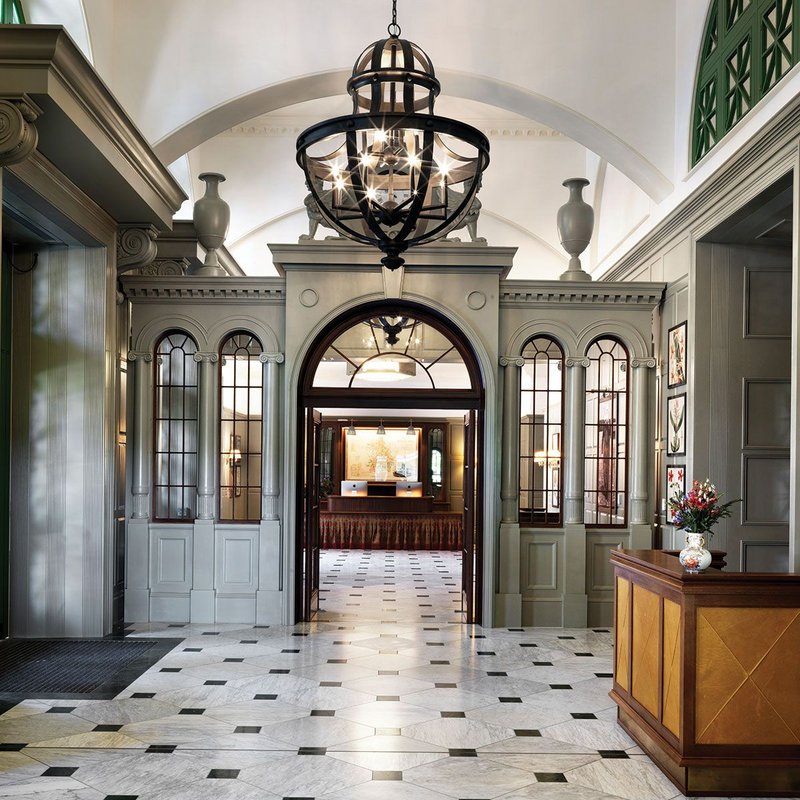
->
615, 577, 630, 692
0, 550, 682, 800
696, 606, 800, 744
631, 584, 660, 718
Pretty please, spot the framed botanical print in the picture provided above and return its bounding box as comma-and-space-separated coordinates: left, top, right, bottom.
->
666, 464, 686, 523
667, 321, 687, 388
667, 393, 686, 456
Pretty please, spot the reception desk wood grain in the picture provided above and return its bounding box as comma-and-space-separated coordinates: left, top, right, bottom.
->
611, 549, 800, 796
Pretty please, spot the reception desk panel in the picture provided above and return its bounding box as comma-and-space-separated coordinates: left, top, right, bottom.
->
611, 549, 800, 796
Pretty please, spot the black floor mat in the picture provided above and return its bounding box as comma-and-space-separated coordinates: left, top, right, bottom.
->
0, 637, 181, 701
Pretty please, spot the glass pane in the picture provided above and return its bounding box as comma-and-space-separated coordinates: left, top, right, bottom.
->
155, 487, 169, 519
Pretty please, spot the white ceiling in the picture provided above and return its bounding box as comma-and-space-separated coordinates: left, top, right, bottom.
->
24, 0, 800, 278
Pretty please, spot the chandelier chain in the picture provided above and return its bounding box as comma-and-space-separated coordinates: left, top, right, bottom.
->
388, 0, 401, 37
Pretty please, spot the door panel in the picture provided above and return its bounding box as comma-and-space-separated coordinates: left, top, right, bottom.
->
701, 245, 791, 571
302, 408, 321, 620
462, 410, 482, 623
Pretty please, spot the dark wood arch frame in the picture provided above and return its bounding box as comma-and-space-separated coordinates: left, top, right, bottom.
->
296, 300, 486, 624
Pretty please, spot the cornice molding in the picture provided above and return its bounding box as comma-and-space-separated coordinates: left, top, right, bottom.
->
601, 91, 800, 282
120, 276, 286, 303
499, 280, 665, 309
0, 27, 186, 226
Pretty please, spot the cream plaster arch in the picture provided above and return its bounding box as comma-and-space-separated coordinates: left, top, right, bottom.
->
576, 319, 651, 361
206, 316, 280, 354
281, 290, 499, 626
154, 69, 672, 202
134, 315, 210, 354
505, 319, 581, 361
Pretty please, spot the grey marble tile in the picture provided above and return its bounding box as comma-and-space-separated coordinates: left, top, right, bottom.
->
402, 717, 514, 749
260, 714, 374, 748
336, 701, 440, 728
567, 755, 683, 800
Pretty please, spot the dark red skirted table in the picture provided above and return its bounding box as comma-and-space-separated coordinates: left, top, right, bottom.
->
320, 511, 463, 550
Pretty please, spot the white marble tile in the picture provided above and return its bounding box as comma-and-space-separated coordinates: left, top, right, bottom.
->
320, 780, 453, 800
120, 714, 234, 745
336, 701, 441, 728
329, 750, 447, 771
402, 717, 514, 749
404, 755, 537, 798
239, 753, 372, 796
567, 755, 683, 800
260, 714, 375, 747
541, 720, 637, 751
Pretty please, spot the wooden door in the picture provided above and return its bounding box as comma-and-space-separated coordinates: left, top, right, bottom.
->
462, 410, 480, 623
303, 408, 322, 619
699, 243, 791, 571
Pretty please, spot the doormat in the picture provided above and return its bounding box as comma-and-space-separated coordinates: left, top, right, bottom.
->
0, 637, 181, 702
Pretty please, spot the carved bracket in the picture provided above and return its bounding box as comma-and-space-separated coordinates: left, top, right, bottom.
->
117, 225, 159, 273
499, 356, 525, 368
0, 96, 41, 166
136, 258, 189, 277
259, 353, 285, 364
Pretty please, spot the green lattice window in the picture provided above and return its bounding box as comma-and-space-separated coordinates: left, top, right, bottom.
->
0, 0, 25, 24
692, 0, 798, 164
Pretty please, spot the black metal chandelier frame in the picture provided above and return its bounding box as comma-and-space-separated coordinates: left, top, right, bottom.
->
296, 1, 490, 270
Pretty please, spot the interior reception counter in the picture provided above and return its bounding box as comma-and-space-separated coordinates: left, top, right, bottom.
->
610, 549, 800, 797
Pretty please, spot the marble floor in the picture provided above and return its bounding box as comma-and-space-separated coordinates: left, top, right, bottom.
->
0, 549, 782, 799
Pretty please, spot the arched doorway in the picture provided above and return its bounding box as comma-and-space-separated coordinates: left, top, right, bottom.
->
296, 300, 485, 624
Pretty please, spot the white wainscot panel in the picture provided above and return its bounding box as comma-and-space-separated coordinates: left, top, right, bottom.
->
215, 526, 259, 594
149, 526, 193, 594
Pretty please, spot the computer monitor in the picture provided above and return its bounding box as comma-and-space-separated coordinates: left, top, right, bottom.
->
340, 480, 368, 496
395, 481, 423, 497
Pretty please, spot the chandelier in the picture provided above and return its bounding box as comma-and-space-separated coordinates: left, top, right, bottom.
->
296, 0, 490, 270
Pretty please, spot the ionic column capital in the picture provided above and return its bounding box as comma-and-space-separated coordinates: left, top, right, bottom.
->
565, 357, 590, 368
127, 351, 153, 363
0, 95, 41, 166
499, 355, 525, 368
631, 357, 657, 369
193, 352, 219, 363
259, 352, 285, 364
117, 225, 159, 274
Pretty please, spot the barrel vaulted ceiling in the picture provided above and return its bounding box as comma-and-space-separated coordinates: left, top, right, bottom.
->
23, 0, 800, 277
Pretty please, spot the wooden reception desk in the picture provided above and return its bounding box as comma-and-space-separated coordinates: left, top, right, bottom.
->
610, 549, 800, 797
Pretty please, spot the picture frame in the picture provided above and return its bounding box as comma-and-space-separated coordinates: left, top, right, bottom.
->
667, 393, 686, 456
666, 464, 686, 523
667, 321, 687, 389
345, 428, 420, 482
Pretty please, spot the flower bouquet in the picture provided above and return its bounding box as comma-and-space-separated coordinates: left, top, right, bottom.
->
667, 479, 740, 573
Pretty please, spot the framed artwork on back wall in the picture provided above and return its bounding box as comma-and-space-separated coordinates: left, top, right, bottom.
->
667, 321, 687, 389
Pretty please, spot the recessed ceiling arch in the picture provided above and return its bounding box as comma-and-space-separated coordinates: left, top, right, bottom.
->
153, 69, 673, 203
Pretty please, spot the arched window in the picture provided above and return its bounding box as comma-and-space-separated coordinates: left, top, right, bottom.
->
154, 331, 198, 521
219, 332, 263, 521
692, 0, 798, 164
584, 337, 628, 527
520, 336, 564, 526
1, 0, 26, 24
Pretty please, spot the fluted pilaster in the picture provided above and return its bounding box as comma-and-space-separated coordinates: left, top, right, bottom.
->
261, 353, 284, 520
193, 352, 219, 520
564, 357, 589, 524
499, 356, 524, 523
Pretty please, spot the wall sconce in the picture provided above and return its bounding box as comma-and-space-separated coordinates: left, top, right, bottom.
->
406, 418, 415, 436
229, 433, 242, 497
534, 449, 561, 468
376, 419, 386, 435
347, 419, 356, 435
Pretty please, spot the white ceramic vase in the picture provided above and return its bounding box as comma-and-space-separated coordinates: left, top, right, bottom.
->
678, 531, 712, 574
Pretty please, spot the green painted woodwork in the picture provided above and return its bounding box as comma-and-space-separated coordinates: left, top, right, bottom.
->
692, 0, 797, 164
0, 253, 10, 639
0, 0, 25, 24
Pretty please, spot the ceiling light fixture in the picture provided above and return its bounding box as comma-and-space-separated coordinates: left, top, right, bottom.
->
296, 0, 490, 271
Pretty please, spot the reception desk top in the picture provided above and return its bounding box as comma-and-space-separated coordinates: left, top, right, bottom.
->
610, 549, 800, 797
